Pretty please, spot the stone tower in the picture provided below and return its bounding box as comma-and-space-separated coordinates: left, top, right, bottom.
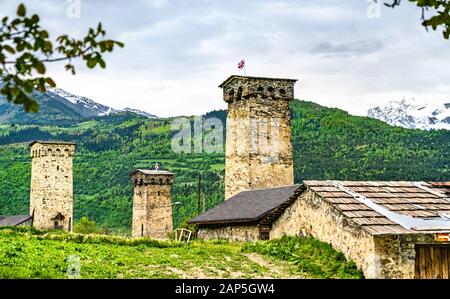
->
219, 75, 297, 199
29, 141, 75, 231
131, 165, 174, 239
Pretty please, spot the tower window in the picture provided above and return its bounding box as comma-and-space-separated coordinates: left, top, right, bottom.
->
158, 191, 161, 196
228, 89, 234, 100
279, 88, 286, 95
236, 87, 242, 101
257, 86, 264, 92
57, 165, 60, 171
267, 86, 274, 93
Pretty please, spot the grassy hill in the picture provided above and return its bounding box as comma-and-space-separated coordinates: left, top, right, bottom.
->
0, 100, 448, 231
0, 227, 363, 279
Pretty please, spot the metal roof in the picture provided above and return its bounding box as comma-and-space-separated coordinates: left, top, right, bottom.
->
219, 75, 298, 88
189, 185, 302, 225
0, 215, 32, 227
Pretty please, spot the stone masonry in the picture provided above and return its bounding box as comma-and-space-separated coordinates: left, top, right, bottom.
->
219, 76, 297, 199
271, 189, 378, 277
29, 141, 75, 231
131, 169, 174, 239
197, 225, 260, 242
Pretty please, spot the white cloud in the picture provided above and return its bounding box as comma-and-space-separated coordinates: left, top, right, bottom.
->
1, 0, 449, 117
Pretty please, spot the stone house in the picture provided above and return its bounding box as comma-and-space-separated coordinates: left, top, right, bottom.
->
190, 74, 450, 279
190, 180, 450, 278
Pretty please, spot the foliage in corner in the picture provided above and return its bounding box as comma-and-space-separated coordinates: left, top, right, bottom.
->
384, 0, 450, 39
0, 3, 124, 112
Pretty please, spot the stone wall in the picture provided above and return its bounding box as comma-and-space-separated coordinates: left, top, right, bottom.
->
222, 76, 295, 199
29, 142, 74, 231
270, 189, 378, 277
131, 171, 174, 239
373, 234, 449, 279
197, 225, 260, 242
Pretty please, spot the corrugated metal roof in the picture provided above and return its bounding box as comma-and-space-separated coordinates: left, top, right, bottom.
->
304, 180, 450, 235
0, 215, 32, 227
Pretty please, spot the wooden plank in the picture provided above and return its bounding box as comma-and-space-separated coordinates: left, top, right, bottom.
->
419, 247, 426, 279
426, 247, 433, 279
434, 247, 442, 279
415, 247, 421, 279
441, 248, 448, 279
342, 210, 383, 218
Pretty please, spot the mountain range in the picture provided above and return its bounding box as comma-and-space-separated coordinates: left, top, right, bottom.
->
0, 88, 156, 126
367, 98, 450, 130
0, 89, 448, 230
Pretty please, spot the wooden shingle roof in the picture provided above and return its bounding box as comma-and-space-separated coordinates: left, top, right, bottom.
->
189, 185, 302, 225
304, 181, 450, 235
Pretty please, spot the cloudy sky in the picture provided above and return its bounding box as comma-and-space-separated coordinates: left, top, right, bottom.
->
1, 0, 449, 117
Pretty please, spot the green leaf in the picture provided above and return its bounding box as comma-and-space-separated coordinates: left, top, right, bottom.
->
17, 4, 26, 17
44, 77, 56, 87
87, 58, 97, 68
98, 58, 106, 68
36, 62, 46, 74
3, 45, 15, 54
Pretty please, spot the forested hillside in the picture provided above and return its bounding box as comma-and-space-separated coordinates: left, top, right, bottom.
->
0, 100, 448, 232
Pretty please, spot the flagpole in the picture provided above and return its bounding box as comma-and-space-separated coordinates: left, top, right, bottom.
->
244, 58, 246, 76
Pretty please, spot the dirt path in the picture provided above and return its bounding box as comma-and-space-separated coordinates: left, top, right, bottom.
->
244, 253, 305, 279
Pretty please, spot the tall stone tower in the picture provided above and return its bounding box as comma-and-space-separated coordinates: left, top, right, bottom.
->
29, 141, 75, 231
131, 165, 174, 239
219, 75, 297, 199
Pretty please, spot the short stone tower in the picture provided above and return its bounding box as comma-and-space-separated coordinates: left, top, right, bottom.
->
29, 140, 75, 231
219, 75, 297, 199
131, 165, 174, 239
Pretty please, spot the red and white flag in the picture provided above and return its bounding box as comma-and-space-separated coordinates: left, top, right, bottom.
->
237, 59, 245, 70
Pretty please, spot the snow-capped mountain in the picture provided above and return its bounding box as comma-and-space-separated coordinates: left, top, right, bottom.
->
47, 88, 157, 119
47, 88, 118, 117
0, 87, 157, 126
121, 108, 157, 119
367, 98, 450, 130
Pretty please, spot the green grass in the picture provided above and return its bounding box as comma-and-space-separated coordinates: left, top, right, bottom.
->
0, 227, 301, 279
242, 236, 364, 279
210, 163, 225, 170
